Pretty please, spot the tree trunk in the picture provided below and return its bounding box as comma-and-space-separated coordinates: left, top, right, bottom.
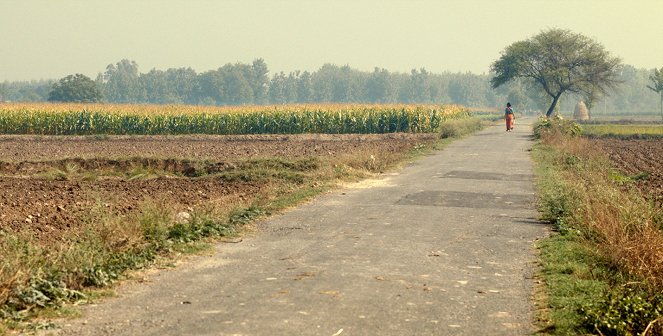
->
545, 94, 562, 117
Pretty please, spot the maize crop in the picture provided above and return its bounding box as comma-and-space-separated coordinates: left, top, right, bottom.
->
0, 103, 470, 135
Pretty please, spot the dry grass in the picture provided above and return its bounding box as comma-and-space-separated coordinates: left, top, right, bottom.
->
539, 130, 663, 292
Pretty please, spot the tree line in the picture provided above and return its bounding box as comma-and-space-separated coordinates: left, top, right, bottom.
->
0, 58, 660, 115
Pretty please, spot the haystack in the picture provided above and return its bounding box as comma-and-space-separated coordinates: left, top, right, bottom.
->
574, 101, 589, 120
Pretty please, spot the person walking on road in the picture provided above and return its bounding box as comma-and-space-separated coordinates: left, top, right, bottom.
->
505, 102, 515, 132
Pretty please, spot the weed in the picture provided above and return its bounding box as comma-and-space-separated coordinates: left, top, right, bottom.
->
580, 286, 663, 335
228, 205, 265, 226
533, 119, 663, 334
534, 116, 583, 139
438, 117, 484, 138
168, 213, 235, 243
536, 234, 609, 334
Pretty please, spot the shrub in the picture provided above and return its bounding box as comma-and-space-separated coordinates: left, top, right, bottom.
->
534, 116, 583, 139
580, 286, 663, 335
438, 117, 484, 138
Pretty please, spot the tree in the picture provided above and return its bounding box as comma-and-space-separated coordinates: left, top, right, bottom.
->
102, 59, 145, 103
491, 28, 622, 117
48, 74, 102, 103
647, 67, 663, 121
296, 71, 314, 103
449, 73, 487, 107
251, 59, 270, 104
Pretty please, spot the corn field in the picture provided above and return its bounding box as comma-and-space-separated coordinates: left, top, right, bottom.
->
0, 103, 470, 135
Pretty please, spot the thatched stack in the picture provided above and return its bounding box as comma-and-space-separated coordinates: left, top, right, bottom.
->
574, 101, 589, 120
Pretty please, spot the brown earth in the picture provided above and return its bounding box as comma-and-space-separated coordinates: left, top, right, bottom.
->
591, 138, 663, 205
0, 134, 435, 244
0, 133, 435, 162
0, 177, 264, 243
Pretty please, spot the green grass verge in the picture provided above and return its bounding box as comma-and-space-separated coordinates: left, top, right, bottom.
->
537, 234, 609, 335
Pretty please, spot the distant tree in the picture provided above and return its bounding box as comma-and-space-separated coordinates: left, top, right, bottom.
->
491, 28, 622, 117
220, 64, 254, 105
0, 82, 7, 102
647, 67, 663, 120
268, 72, 288, 104
102, 59, 145, 103
251, 59, 270, 104
410, 68, 432, 103
449, 73, 487, 107
48, 74, 102, 103
140, 69, 169, 103
583, 88, 601, 119
195, 70, 225, 105
296, 71, 314, 103
139, 67, 197, 104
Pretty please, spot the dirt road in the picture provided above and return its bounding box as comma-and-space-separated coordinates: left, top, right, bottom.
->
47, 120, 547, 335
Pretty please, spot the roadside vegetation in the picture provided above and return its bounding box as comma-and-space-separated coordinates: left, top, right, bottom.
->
0, 111, 484, 333
533, 117, 663, 335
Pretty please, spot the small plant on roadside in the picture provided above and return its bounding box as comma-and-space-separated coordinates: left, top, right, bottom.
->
579, 286, 663, 336
438, 117, 483, 139
168, 213, 236, 243
534, 116, 583, 139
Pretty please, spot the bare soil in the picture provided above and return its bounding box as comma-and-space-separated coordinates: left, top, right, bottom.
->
591, 138, 663, 204
0, 134, 435, 244
0, 134, 435, 162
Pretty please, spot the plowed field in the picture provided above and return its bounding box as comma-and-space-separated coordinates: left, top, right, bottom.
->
0, 134, 435, 244
591, 138, 663, 205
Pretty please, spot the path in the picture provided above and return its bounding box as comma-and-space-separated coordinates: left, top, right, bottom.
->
48, 119, 548, 336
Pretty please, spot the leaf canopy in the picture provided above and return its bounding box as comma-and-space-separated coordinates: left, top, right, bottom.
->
491, 28, 622, 116
48, 74, 103, 103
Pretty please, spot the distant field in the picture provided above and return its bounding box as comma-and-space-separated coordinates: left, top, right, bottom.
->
573, 113, 663, 124
582, 124, 663, 138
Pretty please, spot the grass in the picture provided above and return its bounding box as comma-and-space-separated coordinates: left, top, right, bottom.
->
532, 118, 663, 335
536, 234, 609, 335
582, 124, 663, 139
0, 117, 487, 332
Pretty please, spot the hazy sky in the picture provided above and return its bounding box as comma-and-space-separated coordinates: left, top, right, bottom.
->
1, 0, 661, 81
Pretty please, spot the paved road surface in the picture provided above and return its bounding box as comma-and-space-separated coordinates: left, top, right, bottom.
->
48, 119, 548, 336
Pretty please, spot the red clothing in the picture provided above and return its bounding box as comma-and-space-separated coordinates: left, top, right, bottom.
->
505, 114, 514, 131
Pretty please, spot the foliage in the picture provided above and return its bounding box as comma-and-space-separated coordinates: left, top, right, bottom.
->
100, 59, 144, 103
3, 60, 661, 114
646, 67, 663, 94
533, 116, 583, 139
0, 103, 470, 135
47, 74, 102, 103
491, 28, 622, 117
580, 286, 663, 336
536, 234, 609, 334
438, 117, 484, 138
533, 124, 663, 334
647, 67, 663, 120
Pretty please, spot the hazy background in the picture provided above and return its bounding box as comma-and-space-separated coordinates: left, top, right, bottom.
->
1, 0, 661, 81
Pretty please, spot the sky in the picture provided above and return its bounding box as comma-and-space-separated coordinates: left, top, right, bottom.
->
1, 0, 661, 81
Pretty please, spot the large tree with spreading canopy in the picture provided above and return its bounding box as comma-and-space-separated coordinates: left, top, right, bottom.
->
491, 28, 622, 117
